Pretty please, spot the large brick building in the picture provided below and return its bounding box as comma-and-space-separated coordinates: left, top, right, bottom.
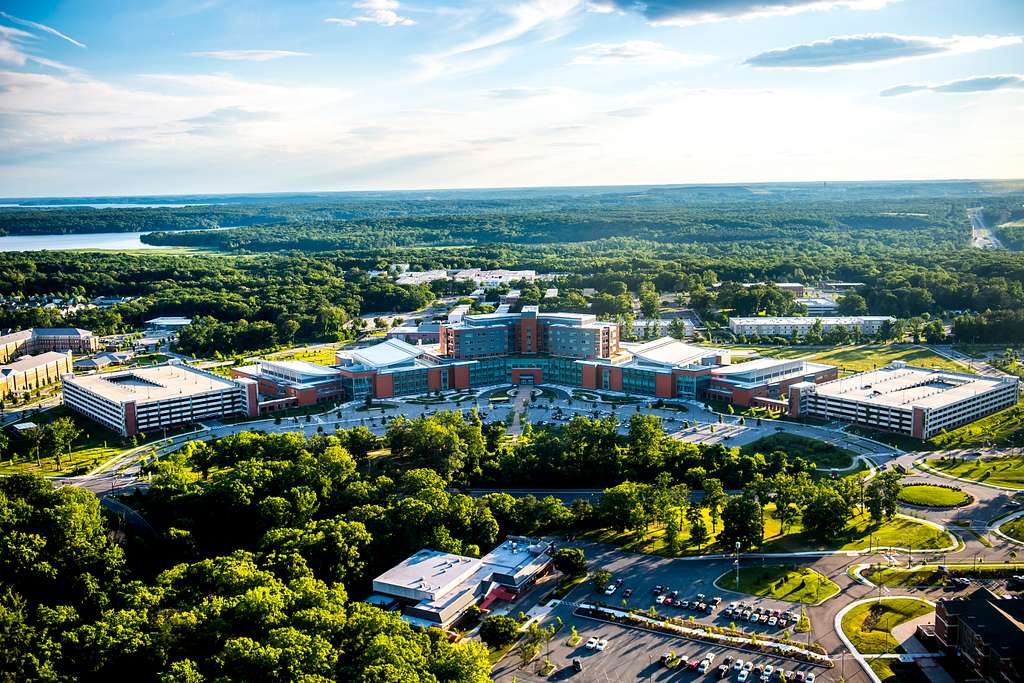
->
231, 309, 839, 411
932, 588, 1023, 683
0, 351, 73, 399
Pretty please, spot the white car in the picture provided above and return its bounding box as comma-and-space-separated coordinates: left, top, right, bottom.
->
743, 662, 754, 672
769, 616, 778, 627
596, 639, 608, 651
604, 584, 617, 595
655, 594, 666, 604
738, 670, 750, 682
699, 660, 712, 674
805, 674, 815, 683
585, 637, 598, 650
764, 666, 774, 678
734, 660, 745, 672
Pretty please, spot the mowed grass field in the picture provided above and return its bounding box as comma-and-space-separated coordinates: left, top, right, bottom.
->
1002, 516, 1024, 543
926, 453, 1024, 489
752, 344, 968, 375
722, 565, 839, 604
927, 402, 1024, 450
841, 598, 934, 654
897, 484, 972, 507
584, 504, 950, 557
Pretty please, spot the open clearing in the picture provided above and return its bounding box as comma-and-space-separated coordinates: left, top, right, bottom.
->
897, 484, 972, 507
926, 453, 1024, 489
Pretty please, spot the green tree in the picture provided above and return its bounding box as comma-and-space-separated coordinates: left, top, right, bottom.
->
719, 493, 764, 550
479, 615, 520, 649
553, 547, 586, 576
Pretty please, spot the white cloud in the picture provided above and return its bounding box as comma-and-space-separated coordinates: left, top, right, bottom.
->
746, 33, 1022, 70
188, 50, 311, 61
571, 41, 711, 66
587, 0, 897, 27
486, 86, 561, 99
327, 0, 416, 28
881, 74, 1024, 97
0, 11, 86, 48
416, 0, 581, 79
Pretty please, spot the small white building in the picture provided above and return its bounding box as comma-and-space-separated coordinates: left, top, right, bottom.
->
729, 316, 893, 337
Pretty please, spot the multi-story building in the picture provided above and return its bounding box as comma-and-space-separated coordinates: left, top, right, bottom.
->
729, 316, 894, 338
788, 362, 1019, 439
237, 310, 840, 409
0, 327, 99, 362
369, 537, 554, 630
795, 297, 839, 316
62, 360, 259, 436
706, 357, 837, 408
385, 321, 441, 344
0, 351, 73, 399
231, 359, 346, 411
932, 588, 1023, 683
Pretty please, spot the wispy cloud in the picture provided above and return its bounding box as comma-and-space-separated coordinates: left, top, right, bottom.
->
571, 41, 710, 66
585, 0, 896, 26
746, 33, 1022, 70
326, 0, 416, 28
416, 0, 580, 79
0, 22, 76, 71
0, 11, 86, 48
881, 74, 1024, 97
183, 106, 276, 135
188, 49, 311, 61
486, 86, 560, 99
606, 106, 651, 117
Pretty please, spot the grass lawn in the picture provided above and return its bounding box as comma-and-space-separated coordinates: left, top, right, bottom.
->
869, 658, 930, 683
926, 453, 1024, 489
1002, 516, 1024, 542
755, 345, 969, 375
0, 444, 120, 477
0, 405, 134, 476
584, 504, 949, 557
897, 484, 972, 507
720, 565, 839, 604
742, 433, 855, 469
927, 403, 1024, 450
265, 345, 339, 366
841, 598, 933, 654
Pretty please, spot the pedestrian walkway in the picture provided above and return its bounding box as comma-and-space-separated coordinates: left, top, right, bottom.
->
890, 613, 933, 654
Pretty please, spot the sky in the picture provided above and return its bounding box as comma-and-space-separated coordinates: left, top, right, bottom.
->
0, 0, 1022, 197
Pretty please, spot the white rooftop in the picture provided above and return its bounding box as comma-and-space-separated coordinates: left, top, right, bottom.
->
373, 549, 483, 601
731, 316, 892, 325
623, 337, 723, 368
63, 362, 240, 404
146, 316, 193, 326
349, 338, 428, 368
258, 359, 340, 378
811, 364, 1014, 410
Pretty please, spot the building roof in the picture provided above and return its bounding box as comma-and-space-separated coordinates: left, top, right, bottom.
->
939, 588, 1024, 660
348, 338, 430, 369
373, 549, 483, 601
145, 317, 193, 327
809, 363, 1016, 410
622, 337, 723, 369
1, 351, 69, 375
260, 359, 340, 378
63, 361, 241, 405
32, 327, 93, 337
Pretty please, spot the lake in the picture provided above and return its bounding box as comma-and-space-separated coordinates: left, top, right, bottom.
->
0, 231, 166, 252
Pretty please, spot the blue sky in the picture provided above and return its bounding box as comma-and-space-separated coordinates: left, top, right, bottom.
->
0, 0, 1022, 196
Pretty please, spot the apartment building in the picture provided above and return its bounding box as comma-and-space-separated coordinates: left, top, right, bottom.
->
0, 327, 99, 363
788, 362, 1019, 438
729, 316, 894, 337
932, 588, 1023, 683
62, 360, 258, 436
0, 351, 73, 399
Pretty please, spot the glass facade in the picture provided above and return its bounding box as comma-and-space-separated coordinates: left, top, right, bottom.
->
341, 374, 372, 401
391, 368, 431, 396
621, 367, 657, 395
675, 373, 710, 399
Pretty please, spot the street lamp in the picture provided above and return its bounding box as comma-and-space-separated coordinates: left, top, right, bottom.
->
735, 542, 741, 589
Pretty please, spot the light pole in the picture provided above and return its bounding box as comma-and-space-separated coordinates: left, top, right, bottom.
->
735, 542, 741, 589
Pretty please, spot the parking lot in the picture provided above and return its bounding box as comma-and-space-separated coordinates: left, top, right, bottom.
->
493, 543, 840, 682
492, 604, 834, 683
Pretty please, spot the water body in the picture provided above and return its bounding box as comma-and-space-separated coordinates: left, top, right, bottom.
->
0, 232, 165, 252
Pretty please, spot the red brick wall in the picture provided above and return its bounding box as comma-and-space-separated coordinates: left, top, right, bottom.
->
428, 368, 442, 391
655, 373, 673, 398
609, 367, 622, 392
124, 401, 137, 436
912, 407, 926, 439
518, 317, 538, 353
245, 382, 259, 416
451, 364, 470, 389
511, 368, 542, 385
581, 365, 597, 389
374, 373, 393, 398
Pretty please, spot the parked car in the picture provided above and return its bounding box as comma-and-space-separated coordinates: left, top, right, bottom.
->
719, 664, 731, 679
699, 660, 712, 674
711, 597, 722, 606
604, 584, 617, 595
615, 578, 624, 586
656, 594, 666, 604
738, 670, 750, 682
660, 652, 675, 667
573, 658, 583, 672
654, 584, 664, 594
623, 588, 633, 598
724, 656, 735, 666
688, 659, 701, 670
795, 672, 805, 682
733, 660, 745, 671
705, 654, 716, 664
749, 612, 759, 623
805, 674, 815, 683
764, 665, 774, 678
585, 637, 598, 650
769, 616, 778, 627
596, 639, 608, 651
671, 590, 680, 598
680, 600, 690, 609
697, 593, 706, 601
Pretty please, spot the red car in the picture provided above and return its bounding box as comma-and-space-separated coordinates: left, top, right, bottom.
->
689, 659, 701, 670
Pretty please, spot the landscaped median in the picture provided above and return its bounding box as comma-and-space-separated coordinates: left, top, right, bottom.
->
572, 602, 833, 668
857, 562, 1024, 587
836, 597, 935, 683
897, 483, 972, 508
715, 565, 839, 604
919, 452, 1024, 489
